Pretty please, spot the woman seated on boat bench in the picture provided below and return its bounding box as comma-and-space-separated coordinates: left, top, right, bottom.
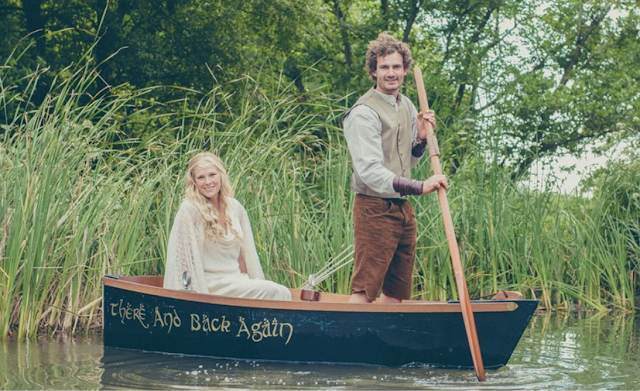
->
163, 152, 291, 301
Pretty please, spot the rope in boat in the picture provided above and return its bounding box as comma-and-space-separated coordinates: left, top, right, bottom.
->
298, 245, 354, 290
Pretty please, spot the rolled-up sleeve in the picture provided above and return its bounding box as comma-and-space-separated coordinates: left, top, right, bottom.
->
344, 105, 396, 194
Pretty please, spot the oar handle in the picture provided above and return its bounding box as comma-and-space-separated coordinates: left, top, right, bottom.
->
414, 67, 431, 113
414, 67, 442, 166
414, 66, 487, 382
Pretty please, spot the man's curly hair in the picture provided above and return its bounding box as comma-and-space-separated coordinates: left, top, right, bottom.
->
365, 32, 413, 81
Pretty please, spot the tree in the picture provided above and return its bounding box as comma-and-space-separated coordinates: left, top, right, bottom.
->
487, 1, 640, 179
2, 0, 638, 178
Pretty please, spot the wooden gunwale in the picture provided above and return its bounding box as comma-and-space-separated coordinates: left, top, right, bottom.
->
104, 276, 518, 313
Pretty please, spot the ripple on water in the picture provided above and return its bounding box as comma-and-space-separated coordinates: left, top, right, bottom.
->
99, 333, 640, 391
2, 313, 640, 390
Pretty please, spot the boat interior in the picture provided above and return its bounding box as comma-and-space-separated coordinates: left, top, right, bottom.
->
104, 275, 525, 313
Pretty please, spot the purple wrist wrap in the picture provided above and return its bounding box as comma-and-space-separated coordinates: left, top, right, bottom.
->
393, 176, 423, 196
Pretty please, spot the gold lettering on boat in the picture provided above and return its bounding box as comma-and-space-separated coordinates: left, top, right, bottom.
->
220, 315, 231, 332
109, 299, 149, 329
107, 299, 292, 343
190, 314, 201, 331
191, 314, 231, 333
250, 322, 263, 342
237, 316, 250, 339
279, 321, 293, 345
260, 318, 272, 338
153, 307, 181, 333
236, 317, 293, 345
133, 304, 149, 329
153, 307, 164, 328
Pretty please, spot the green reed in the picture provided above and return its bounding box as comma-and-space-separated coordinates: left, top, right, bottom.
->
1, 59, 639, 339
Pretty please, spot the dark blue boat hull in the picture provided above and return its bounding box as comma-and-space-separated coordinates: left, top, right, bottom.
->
103, 278, 537, 369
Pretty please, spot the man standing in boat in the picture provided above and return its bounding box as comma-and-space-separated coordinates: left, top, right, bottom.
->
344, 32, 448, 304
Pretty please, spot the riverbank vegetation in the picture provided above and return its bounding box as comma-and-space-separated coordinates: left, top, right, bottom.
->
1, 0, 639, 339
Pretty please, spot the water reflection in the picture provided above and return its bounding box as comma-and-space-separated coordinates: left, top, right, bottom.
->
1, 313, 639, 390
514, 312, 640, 390
1, 336, 103, 389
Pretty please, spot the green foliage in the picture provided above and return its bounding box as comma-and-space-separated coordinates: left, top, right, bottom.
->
583, 149, 640, 304
493, 1, 640, 178
3, 0, 639, 176
3, 54, 640, 340
2, 0, 640, 340
0, 54, 356, 339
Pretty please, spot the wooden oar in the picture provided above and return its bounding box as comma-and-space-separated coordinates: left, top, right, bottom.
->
414, 66, 486, 381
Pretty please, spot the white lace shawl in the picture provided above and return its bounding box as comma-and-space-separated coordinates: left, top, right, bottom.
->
163, 198, 266, 293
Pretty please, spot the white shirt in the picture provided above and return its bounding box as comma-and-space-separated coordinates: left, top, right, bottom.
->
343, 89, 424, 194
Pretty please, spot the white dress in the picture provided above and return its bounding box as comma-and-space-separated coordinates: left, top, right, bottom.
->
163, 198, 291, 300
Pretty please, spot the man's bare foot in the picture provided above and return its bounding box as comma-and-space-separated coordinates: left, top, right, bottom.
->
377, 293, 402, 303
349, 293, 372, 303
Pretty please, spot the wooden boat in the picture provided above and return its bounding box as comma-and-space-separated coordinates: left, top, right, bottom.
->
102, 275, 537, 369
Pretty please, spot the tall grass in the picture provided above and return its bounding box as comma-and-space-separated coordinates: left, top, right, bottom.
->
1, 59, 638, 339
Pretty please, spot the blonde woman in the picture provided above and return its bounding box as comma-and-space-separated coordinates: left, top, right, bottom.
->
163, 152, 291, 300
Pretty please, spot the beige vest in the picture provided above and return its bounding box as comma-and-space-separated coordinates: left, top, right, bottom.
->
346, 88, 413, 198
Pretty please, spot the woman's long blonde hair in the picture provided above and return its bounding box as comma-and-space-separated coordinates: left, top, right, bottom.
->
185, 152, 238, 239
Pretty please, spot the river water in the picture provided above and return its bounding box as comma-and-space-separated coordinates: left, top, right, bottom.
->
1, 312, 639, 390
